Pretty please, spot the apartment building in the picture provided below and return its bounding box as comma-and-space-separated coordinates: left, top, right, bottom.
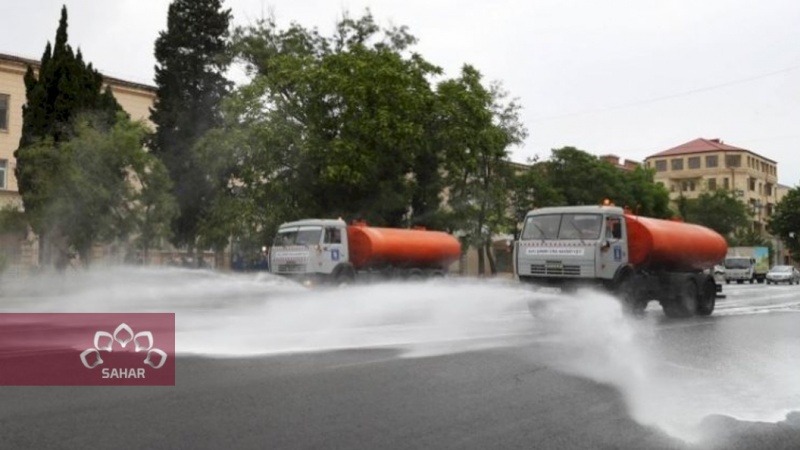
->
644, 138, 779, 234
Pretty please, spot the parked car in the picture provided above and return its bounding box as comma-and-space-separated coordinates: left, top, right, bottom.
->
765, 265, 800, 285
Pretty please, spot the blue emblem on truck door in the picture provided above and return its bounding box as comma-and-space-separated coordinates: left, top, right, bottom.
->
613, 246, 622, 261
331, 249, 340, 261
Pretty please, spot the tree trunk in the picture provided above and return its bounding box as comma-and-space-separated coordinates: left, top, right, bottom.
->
477, 244, 485, 277
214, 248, 225, 271
187, 242, 197, 268
38, 233, 50, 269
485, 241, 497, 275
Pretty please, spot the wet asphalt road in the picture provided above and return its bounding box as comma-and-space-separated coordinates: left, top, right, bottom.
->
1, 282, 799, 450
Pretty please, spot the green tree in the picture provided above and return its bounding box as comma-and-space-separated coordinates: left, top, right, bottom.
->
619, 165, 671, 218
21, 113, 173, 265
150, 0, 232, 258
55, 115, 138, 262
514, 147, 670, 218
14, 6, 123, 265
212, 11, 441, 237
543, 147, 611, 205
767, 186, 800, 259
129, 154, 178, 263
682, 190, 751, 237
437, 66, 527, 275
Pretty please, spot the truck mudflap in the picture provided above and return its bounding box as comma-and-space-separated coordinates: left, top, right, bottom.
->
715, 283, 726, 299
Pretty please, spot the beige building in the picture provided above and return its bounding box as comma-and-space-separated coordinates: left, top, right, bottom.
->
0, 52, 156, 270
644, 138, 779, 234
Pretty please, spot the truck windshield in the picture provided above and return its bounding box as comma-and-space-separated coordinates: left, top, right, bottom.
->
273, 226, 322, 246
724, 258, 751, 269
521, 214, 602, 240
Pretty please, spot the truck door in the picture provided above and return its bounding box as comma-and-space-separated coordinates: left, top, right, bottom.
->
597, 215, 628, 280
319, 226, 348, 275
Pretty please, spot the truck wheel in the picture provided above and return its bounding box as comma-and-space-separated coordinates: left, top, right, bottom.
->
616, 275, 645, 316
406, 269, 425, 281
663, 279, 697, 318
696, 277, 716, 316
333, 265, 355, 286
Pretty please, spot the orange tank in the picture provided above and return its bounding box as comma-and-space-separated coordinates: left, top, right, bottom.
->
625, 214, 727, 272
346, 223, 461, 270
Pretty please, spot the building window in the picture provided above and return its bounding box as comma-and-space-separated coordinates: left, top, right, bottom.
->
0, 94, 8, 131
723, 177, 729, 189
706, 155, 718, 168
671, 158, 684, 171
707, 178, 717, 190
725, 154, 741, 168
749, 177, 756, 191
655, 160, 667, 172
765, 183, 773, 196
688, 156, 700, 169
0, 160, 6, 189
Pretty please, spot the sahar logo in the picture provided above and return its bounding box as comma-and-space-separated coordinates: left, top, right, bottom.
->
80, 323, 168, 379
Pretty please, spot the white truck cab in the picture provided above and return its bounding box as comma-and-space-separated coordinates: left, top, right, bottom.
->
515, 205, 629, 287
269, 219, 350, 283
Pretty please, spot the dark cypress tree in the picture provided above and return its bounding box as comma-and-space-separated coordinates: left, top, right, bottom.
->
14, 5, 123, 260
150, 0, 231, 253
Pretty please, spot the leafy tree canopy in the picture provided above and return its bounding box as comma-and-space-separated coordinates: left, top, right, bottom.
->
767, 186, 800, 258
513, 147, 671, 219
24, 113, 174, 264
231, 11, 441, 227
681, 190, 751, 237
150, 0, 232, 249
14, 5, 123, 239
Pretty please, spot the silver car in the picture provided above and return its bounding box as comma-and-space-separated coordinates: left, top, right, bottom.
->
766, 265, 800, 285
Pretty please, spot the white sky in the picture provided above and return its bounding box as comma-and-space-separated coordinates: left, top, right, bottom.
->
3, 0, 800, 186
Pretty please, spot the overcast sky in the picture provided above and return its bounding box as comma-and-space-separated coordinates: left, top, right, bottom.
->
3, 0, 800, 186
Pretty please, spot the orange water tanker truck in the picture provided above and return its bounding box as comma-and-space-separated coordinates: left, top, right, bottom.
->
269, 219, 462, 285
514, 204, 728, 317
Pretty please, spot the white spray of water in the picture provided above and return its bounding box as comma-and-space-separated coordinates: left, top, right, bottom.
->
1, 267, 798, 443
0, 267, 532, 356
526, 288, 800, 443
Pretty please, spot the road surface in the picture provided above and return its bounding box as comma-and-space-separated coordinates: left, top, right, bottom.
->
1, 269, 799, 449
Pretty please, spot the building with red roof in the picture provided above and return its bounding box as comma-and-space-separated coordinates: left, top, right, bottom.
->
643, 138, 780, 236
